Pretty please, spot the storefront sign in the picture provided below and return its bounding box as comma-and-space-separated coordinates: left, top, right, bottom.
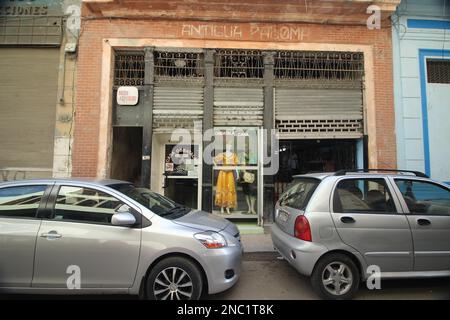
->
117, 86, 139, 106
0, 0, 60, 16
0, 0, 63, 46
180, 23, 308, 42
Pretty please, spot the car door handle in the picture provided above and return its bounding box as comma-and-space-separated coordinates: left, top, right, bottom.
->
417, 218, 431, 226
40, 231, 62, 239
340, 216, 355, 224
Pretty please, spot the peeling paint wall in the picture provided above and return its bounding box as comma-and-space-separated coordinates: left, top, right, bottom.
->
52, 0, 82, 178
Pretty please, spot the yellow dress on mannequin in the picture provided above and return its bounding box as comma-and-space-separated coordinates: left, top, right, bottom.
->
214, 152, 238, 209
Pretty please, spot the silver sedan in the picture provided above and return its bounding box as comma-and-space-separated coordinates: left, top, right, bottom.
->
0, 179, 242, 299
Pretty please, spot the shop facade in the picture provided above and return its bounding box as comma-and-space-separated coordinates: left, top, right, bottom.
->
0, 0, 81, 181
73, 0, 400, 225
392, 0, 450, 184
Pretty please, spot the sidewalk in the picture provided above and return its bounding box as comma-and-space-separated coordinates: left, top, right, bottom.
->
240, 225, 275, 253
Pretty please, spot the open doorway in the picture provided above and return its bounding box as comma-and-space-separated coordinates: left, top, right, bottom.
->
274, 139, 357, 202
111, 126, 142, 185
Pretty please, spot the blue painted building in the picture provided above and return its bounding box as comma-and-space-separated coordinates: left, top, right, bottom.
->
393, 0, 450, 183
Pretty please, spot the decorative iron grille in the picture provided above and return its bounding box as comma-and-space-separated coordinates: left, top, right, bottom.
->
114, 51, 145, 86
427, 59, 450, 84
154, 51, 204, 78
274, 51, 364, 81
214, 49, 264, 78
276, 118, 363, 138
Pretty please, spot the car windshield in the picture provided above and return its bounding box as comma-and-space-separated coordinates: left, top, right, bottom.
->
279, 178, 320, 210
109, 184, 191, 219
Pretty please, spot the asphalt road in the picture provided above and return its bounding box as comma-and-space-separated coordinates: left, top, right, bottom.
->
210, 252, 450, 300
1, 252, 449, 300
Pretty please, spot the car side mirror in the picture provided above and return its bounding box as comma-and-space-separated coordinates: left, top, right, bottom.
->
112, 205, 136, 226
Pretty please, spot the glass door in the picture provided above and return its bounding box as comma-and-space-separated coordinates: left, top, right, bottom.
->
212, 127, 261, 222
163, 143, 201, 210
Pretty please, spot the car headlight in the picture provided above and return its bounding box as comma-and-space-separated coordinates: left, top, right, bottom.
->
194, 231, 227, 249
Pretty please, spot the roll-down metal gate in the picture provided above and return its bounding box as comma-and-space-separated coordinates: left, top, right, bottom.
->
273, 51, 365, 139
153, 86, 204, 132
274, 88, 363, 139
213, 87, 264, 127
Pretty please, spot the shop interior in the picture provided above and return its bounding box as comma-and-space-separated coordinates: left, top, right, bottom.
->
274, 139, 357, 202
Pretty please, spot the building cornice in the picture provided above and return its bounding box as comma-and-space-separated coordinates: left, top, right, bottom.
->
82, 0, 401, 26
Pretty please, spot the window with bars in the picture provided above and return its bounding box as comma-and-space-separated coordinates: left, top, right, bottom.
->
214, 49, 264, 78
112, 49, 367, 86
427, 59, 450, 84
274, 51, 364, 81
114, 51, 145, 86
154, 51, 204, 78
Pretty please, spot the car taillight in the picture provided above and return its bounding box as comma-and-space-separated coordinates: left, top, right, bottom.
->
294, 215, 312, 242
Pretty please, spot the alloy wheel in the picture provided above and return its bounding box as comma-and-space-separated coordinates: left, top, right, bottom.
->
153, 267, 194, 300
321, 261, 353, 296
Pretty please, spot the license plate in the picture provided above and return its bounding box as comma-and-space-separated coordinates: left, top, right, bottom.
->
278, 210, 289, 222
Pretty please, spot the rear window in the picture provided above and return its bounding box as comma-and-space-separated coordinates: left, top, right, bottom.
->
279, 178, 320, 210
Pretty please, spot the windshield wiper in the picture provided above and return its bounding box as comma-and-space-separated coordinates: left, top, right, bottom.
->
161, 204, 191, 217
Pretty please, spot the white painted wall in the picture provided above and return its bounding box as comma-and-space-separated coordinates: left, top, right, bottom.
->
427, 84, 450, 181
392, 0, 450, 181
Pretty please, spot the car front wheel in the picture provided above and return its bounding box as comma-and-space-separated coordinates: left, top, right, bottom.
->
311, 253, 360, 300
146, 256, 203, 300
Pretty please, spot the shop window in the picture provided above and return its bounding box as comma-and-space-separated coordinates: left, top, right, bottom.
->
154, 51, 204, 78
114, 51, 145, 86
427, 59, 450, 84
214, 49, 264, 78
212, 128, 259, 217
274, 51, 364, 81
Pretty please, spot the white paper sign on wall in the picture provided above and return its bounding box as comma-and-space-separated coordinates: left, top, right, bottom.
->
117, 86, 139, 106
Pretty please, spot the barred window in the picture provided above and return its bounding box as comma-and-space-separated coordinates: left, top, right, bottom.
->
154, 51, 204, 78
274, 51, 364, 81
114, 51, 145, 86
214, 49, 264, 78
427, 59, 450, 84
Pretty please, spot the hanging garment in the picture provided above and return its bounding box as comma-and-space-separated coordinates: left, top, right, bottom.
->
215, 152, 238, 208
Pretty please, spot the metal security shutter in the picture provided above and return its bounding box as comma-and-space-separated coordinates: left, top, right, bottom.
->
275, 88, 363, 139
153, 86, 204, 132
0, 48, 58, 179
214, 87, 263, 126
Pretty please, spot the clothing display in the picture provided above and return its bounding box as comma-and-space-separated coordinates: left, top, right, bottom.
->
240, 170, 257, 197
214, 152, 238, 209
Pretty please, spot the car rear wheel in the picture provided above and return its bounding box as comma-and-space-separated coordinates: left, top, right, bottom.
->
311, 253, 360, 300
146, 256, 203, 300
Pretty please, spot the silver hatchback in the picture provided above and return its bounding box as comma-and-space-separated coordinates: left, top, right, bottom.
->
0, 179, 242, 299
271, 170, 450, 300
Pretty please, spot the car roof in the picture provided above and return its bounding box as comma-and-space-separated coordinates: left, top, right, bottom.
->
0, 178, 131, 187
292, 172, 334, 180
293, 171, 430, 180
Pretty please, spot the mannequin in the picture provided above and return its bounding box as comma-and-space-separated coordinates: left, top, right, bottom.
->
240, 151, 257, 215
243, 183, 256, 214
214, 143, 238, 215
